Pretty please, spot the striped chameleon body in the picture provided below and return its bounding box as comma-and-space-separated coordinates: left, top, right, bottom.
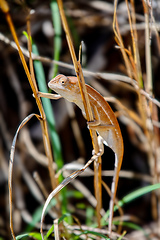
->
48, 74, 124, 233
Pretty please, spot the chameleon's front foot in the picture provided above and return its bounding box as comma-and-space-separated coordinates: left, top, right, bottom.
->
37, 91, 62, 99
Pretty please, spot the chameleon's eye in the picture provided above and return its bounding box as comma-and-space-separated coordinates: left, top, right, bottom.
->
60, 76, 67, 85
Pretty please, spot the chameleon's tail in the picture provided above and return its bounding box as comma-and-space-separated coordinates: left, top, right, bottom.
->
108, 153, 121, 235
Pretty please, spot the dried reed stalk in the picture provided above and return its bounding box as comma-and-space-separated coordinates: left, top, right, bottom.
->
57, 0, 102, 228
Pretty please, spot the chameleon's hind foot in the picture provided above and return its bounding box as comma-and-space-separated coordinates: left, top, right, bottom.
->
92, 136, 104, 161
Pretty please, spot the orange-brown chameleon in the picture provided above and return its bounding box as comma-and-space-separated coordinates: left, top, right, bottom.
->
48, 74, 124, 233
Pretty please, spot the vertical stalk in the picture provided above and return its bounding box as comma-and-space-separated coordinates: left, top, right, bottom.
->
56, 0, 102, 227
143, 1, 153, 95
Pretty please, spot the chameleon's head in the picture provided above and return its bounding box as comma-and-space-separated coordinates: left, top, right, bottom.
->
48, 74, 80, 103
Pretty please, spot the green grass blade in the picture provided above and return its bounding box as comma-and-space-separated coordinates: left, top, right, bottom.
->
32, 42, 63, 169
16, 232, 42, 240
78, 230, 110, 240
25, 199, 57, 232
86, 206, 94, 226
45, 213, 71, 238
114, 222, 149, 239
117, 231, 127, 240
25, 205, 43, 232
102, 183, 160, 224
114, 221, 142, 230
32, 42, 68, 213
50, 0, 62, 77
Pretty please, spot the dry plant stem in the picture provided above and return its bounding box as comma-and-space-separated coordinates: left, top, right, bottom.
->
128, 0, 149, 135
114, 1, 145, 130
33, 172, 49, 199
54, 218, 59, 240
26, 18, 58, 191
57, 0, 102, 227
104, 96, 142, 126
113, 1, 158, 230
113, 0, 152, 188
118, 0, 159, 231
142, 0, 153, 95
27, 19, 38, 92
62, 162, 152, 182
115, 2, 155, 196
20, 129, 51, 167
130, 0, 142, 82
113, 0, 132, 79
63, 223, 127, 240
78, 64, 102, 228
141, 3, 154, 188
123, 1, 148, 134
142, 0, 160, 226
9, 114, 41, 240
142, 0, 156, 178
0, 2, 57, 238
152, 104, 160, 223
127, 0, 142, 84
113, 0, 149, 132
126, 0, 136, 64
101, 180, 124, 234
4, 9, 57, 190
8, 162, 15, 240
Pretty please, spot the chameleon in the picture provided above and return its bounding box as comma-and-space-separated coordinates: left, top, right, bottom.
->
48, 74, 124, 233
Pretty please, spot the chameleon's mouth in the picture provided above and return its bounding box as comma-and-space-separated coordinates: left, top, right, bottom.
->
48, 81, 67, 97
48, 82, 53, 89
48, 81, 59, 91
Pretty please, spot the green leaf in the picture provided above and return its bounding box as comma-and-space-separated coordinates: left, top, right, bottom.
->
16, 232, 42, 240
58, 212, 72, 224
102, 183, 160, 225
78, 230, 110, 240
66, 190, 83, 199
26, 199, 57, 232
50, 0, 62, 77
113, 220, 142, 231
22, 31, 32, 44
29, 232, 42, 240
26, 205, 43, 232
16, 233, 30, 240
86, 206, 94, 226
117, 231, 127, 240
76, 203, 86, 209
45, 213, 71, 238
